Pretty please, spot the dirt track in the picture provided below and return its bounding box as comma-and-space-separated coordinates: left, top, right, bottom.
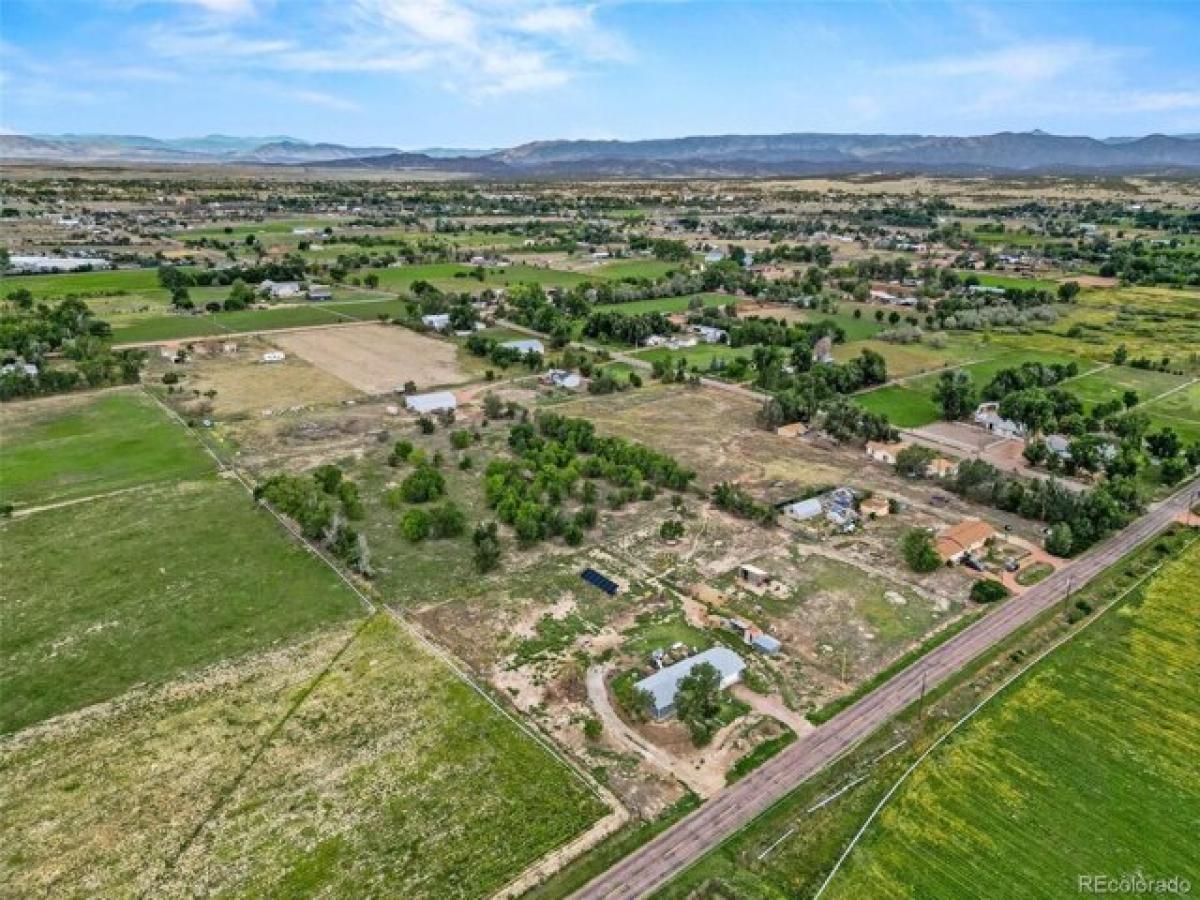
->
571, 483, 1199, 900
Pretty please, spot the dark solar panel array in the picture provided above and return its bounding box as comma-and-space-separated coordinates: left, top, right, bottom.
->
580, 568, 619, 595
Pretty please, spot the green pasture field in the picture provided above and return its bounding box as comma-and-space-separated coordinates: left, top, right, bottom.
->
831, 339, 965, 379
793, 305, 888, 341
1, 267, 166, 300
593, 259, 691, 281
368, 262, 593, 293
0, 614, 607, 899
0, 391, 213, 507
853, 384, 942, 428
111, 305, 347, 343
631, 343, 752, 373
0, 477, 365, 734
592, 293, 726, 316
1139, 380, 1200, 443
1062, 364, 1192, 410
825, 540, 1200, 899
956, 271, 1060, 292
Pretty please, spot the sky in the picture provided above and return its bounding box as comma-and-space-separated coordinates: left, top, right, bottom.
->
2, 0, 1199, 148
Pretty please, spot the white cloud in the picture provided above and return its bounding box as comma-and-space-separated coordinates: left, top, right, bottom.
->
293, 90, 362, 112
897, 41, 1126, 84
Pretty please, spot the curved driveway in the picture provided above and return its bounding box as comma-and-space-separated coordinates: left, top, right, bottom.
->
571, 483, 1199, 900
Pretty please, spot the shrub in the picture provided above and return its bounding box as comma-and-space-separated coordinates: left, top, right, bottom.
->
970, 579, 1010, 604
401, 508, 431, 542
399, 465, 446, 503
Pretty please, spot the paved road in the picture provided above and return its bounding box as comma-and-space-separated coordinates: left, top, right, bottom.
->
572, 482, 1199, 900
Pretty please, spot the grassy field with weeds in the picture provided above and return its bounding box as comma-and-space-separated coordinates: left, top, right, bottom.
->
0, 390, 214, 507
0, 478, 365, 733
0, 615, 608, 898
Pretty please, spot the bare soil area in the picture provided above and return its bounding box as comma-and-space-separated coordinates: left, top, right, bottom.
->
270, 323, 473, 394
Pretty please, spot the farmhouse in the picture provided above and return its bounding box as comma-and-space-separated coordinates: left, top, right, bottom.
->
404, 391, 457, 414
935, 518, 996, 564
422, 313, 452, 331
866, 440, 911, 465
634, 647, 746, 719
690, 324, 727, 344
260, 280, 302, 300
542, 369, 582, 390
974, 402, 1026, 440
502, 339, 545, 356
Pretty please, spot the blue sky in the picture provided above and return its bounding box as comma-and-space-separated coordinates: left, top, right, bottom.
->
2, 1, 1198, 147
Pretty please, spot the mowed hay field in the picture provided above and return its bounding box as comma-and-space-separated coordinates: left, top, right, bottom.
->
0, 390, 214, 508
0, 615, 607, 899
825, 538, 1200, 899
270, 323, 472, 393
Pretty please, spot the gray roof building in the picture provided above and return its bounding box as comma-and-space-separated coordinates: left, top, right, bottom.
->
502, 338, 545, 356
634, 647, 746, 719
404, 390, 457, 413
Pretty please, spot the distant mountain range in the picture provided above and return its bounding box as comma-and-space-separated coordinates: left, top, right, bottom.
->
4, 130, 1200, 175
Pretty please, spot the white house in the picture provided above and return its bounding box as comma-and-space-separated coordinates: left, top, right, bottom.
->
422, 313, 452, 331
974, 402, 1026, 439
260, 280, 302, 300
543, 369, 582, 390
690, 325, 727, 344
404, 391, 457, 414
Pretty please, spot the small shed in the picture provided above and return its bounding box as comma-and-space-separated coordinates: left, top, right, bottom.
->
738, 564, 770, 587
782, 498, 822, 521
404, 391, 457, 414
751, 634, 782, 654
261, 351, 285, 363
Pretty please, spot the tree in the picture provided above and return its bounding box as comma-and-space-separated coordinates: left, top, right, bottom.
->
1146, 428, 1181, 459
1045, 522, 1074, 556
399, 465, 445, 503
1023, 437, 1048, 466
1159, 456, 1189, 485
417, 415, 436, 434
400, 508, 431, 542
1056, 281, 1081, 303
970, 580, 1010, 604
224, 278, 254, 311
482, 392, 503, 419
472, 521, 502, 572
428, 501, 466, 538
902, 528, 941, 572
933, 370, 977, 421
1112, 343, 1129, 365
660, 519, 685, 540
895, 444, 937, 477
1122, 390, 1139, 409
675, 662, 722, 745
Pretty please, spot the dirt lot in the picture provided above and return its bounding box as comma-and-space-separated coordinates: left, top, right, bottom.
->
908, 420, 1004, 454
270, 323, 474, 394
148, 335, 358, 416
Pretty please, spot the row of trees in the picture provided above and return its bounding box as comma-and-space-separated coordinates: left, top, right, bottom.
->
255, 465, 372, 575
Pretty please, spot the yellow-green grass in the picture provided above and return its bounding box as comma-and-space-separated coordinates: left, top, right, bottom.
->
1063, 365, 1192, 410
368, 262, 593, 293
592, 259, 691, 281
853, 385, 942, 428
110, 305, 348, 343
955, 271, 1060, 292
592, 293, 726, 316
631, 343, 752, 373
1139, 380, 1200, 444
0, 391, 213, 507
826, 540, 1200, 899
1, 267, 167, 299
831, 340, 965, 379
0, 477, 367, 734
0, 615, 607, 898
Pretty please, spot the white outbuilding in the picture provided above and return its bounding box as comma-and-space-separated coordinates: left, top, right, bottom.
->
404, 391, 457, 414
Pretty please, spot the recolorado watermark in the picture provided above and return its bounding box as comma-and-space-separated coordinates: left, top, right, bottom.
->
1078, 873, 1192, 895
